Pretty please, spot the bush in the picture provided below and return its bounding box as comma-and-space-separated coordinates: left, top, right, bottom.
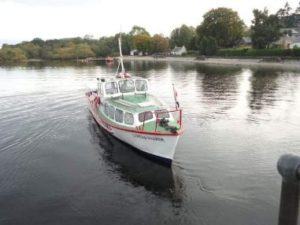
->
0, 47, 27, 63
216, 48, 300, 57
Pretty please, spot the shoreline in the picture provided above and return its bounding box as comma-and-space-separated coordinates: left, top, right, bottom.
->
2, 56, 300, 70
123, 56, 300, 70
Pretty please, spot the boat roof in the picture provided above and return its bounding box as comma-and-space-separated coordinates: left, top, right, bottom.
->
106, 93, 167, 113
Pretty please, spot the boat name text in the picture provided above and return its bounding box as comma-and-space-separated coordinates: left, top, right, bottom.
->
133, 134, 164, 142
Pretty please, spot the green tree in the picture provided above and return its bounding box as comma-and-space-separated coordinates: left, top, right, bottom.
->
31, 38, 44, 46
114, 33, 132, 55
198, 36, 218, 56
170, 25, 196, 50
151, 34, 169, 53
19, 42, 41, 59
129, 25, 150, 36
75, 43, 95, 58
277, 2, 292, 17
197, 8, 245, 48
251, 9, 281, 49
277, 1, 300, 28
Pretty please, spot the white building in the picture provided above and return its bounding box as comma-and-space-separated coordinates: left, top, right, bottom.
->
291, 36, 300, 48
276, 28, 300, 49
170, 46, 187, 56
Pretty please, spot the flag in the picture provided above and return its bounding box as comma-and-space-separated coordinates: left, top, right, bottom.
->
172, 84, 180, 109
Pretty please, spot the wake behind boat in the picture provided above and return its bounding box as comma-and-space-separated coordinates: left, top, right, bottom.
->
85, 37, 183, 165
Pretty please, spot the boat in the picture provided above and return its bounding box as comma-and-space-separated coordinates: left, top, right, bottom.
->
85, 37, 183, 165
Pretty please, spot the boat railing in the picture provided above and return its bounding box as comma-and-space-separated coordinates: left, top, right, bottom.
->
140, 108, 183, 133
154, 108, 182, 133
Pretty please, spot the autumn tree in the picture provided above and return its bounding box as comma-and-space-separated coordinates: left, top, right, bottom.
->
197, 8, 245, 48
151, 34, 169, 53
251, 9, 281, 49
133, 33, 152, 54
0, 47, 27, 63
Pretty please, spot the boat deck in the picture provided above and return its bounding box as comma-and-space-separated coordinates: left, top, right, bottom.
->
142, 120, 180, 133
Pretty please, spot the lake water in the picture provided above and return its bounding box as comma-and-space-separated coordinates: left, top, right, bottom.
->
0, 61, 300, 225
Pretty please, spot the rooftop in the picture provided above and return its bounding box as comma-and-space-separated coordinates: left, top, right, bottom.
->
106, 94, 166, 113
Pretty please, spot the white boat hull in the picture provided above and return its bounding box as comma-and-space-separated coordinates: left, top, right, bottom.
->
88, 103, 179, 165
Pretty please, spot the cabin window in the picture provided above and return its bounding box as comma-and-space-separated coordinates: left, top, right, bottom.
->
104, 103, 109, 116
124, 112, 134, 125
155, 109, 170, 119
118, 79, 135, 93
138, 111, 153, 122
99, 84, 104, 95
108, 105, 115, 119
135, 79, 148, 92
105, 82, 118, 95
115, 108, 123, 123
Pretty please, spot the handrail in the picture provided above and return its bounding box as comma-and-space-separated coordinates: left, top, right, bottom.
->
154, 108, 182, 132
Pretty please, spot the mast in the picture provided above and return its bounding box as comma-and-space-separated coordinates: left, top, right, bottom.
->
118, 36, 125, 74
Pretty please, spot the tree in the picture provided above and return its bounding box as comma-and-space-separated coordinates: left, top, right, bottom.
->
133, 33, 152, 54
114, 33, 132, 55
151, 34, 169, 53
170, 25, 196, 50
19, 42, 41, 59
97, 36, 116, 57
31, 38, 44, 46
296, 1, 300, 14
0, 47, 27, 63
277, 1, 300, 28
198, 36, 218, 56
75, 43, 95, 58
197, 8, 245, 48
129, 25, 150, 36
277, 2, 292, 17
251, 9, 281, 49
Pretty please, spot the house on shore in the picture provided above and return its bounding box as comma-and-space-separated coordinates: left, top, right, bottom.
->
275, 28, 300, 49
130, 49, 146, 56
170, 46, 187, 56
291, 36, 300, 48
239, 37, 252, 47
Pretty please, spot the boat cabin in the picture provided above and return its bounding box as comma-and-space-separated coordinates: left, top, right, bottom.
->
94, 76, 180, 132
97, 77, 148, 98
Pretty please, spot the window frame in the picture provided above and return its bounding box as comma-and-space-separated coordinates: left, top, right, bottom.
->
115, 108, 124, 123
124, 112, 134, 125
105, 81, 119, 95
138, 111, 153, 123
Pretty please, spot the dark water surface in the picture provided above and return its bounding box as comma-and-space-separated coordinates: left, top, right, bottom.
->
0, 61, 300, 225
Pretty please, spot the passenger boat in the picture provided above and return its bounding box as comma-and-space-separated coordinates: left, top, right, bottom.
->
86, 37, 183, 165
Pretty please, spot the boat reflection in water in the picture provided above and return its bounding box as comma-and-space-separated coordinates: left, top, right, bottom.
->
87, 115, 184, 202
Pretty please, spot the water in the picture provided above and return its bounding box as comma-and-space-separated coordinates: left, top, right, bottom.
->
0, 61, 300, 225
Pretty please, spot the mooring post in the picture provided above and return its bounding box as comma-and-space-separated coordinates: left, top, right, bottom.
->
277, 154, 300, 225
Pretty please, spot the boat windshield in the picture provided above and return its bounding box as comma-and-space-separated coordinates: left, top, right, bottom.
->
105, 81, 119, 95
118, 79, 135, 93
135, 79, 148, 92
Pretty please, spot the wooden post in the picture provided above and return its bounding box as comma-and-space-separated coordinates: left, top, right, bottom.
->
277, 154, 300, 225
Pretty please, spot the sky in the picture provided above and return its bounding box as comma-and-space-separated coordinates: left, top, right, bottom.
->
0, 0, 299, 46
